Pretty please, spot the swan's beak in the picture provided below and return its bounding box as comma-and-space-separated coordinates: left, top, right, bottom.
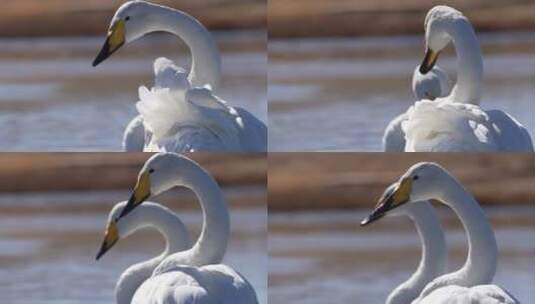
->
93, 19, 126, 67
361, 177, 412, 226
419, 48, 440, 74
119, 171, 151, 219
96, 221, 119, 260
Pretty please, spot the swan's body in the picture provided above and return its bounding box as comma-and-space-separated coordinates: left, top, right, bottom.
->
99, 153, 258, 304
383, 65, 451, 151
96, 201, 191, 304
401, 5, 532, 152
384, 201, 447, 304
361, 162, 520, 304
402, 99, 533, 152
95, 1, 266, 152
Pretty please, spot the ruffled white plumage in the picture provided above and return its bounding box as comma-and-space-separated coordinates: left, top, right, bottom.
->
383, 65, 451, 152
136, 84, 245, 152
402, 99, 498, 152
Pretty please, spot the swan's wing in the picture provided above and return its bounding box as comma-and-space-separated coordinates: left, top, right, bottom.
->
122, 115, 147, 152
132, 268, 218, 304
383, 112, 408, 152
486, 109, 534, 152
469, 285, 520, 304
414, 285, 519, 304
233, 107, 267, 152
185, 87, 266, 151
402, 100, 498, 152
198, 264, 259, 304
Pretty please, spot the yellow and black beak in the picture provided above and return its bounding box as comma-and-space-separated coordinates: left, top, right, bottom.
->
93, 19, 126, 67
118, 171, 151, 219
96, 221, 119, 260
360, 177, 413, 226
419, 48, 441, 74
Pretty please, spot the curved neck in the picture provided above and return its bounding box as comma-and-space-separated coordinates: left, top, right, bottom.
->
446, 18, 483, 105
437, 174, 497, 285
163, 160, 230, 268
387, 201, 447, 304
144, 5, 221, 89
115, 203, 191, 304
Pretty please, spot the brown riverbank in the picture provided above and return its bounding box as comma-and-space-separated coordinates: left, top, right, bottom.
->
0, 0, 265, 37
269, 153, 535, 211
0, 153, 266, 192
269, 0, 535, 37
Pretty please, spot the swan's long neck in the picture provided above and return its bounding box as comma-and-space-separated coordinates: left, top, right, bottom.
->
446, 18, 483, 105
438, 175, 497, 285
164, 160, 229, 267
145, 6, 221, 89
115, 203, 190, 304
387, 201, 447, 304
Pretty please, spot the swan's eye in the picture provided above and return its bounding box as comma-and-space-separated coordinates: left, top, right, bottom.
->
125, 16, 131, 21
149, 168, 155, 174
413, 175, 419, 181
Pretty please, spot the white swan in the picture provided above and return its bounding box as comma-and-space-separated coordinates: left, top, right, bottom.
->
361, 162, 520, 304
403, 5, 533, 152
93, 0, 267, 152
383, 65, 451, 151
96, 201, 191, 304
113, 152, 258, 303
362, 199, 447, 304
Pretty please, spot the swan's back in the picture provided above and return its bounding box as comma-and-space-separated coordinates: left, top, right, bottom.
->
414, 284, 519, 304
486, 109, 533, 152
412, 65, 451, 101
402, 100, 498, 152
132, 264, 258, 304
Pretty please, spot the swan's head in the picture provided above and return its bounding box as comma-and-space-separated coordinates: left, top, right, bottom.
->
96, 200, 187, 260
93, 0, 162, 66
420, 5, 466, 74
95, 201, 134, 260
412, 65, 450, 100
361, 162, 447, 226
118, 153, 196, 219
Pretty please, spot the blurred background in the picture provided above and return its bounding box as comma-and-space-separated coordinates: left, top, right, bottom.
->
0, 153, 267, 304
0, 0, 266, 151
269, 153, 535, 303
269, 0, 535, 151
